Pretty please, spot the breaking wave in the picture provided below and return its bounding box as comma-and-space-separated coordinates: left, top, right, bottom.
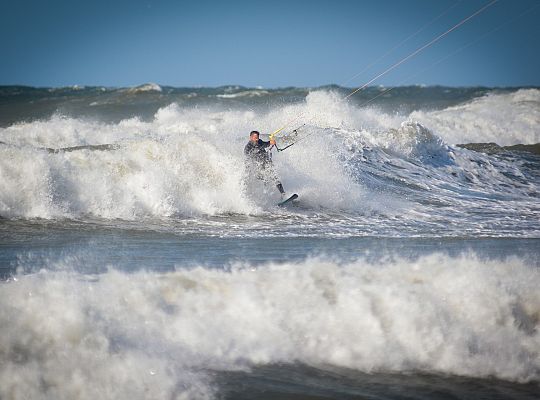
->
411, 88, 540, 145
0, 90, 538, 225
1, 254, 538, 399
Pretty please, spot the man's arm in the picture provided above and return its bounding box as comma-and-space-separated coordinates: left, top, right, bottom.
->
259, 139, 276, 148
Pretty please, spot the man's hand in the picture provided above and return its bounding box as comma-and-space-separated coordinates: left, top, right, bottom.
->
270, 138, 276, 145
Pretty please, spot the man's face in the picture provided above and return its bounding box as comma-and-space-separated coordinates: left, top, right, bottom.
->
250, 133, 259, 142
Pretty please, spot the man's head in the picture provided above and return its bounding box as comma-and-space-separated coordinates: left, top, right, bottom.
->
249, 131, 260, 142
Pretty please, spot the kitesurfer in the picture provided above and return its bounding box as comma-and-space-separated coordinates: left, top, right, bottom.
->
244, 130, 286, 196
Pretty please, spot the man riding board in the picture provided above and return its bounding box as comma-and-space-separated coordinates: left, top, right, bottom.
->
244, 130, 286, 197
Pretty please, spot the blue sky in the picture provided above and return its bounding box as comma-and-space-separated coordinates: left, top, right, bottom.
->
1, 0, 539, 87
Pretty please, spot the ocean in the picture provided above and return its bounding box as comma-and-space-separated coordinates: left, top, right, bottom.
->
0, 84, 539, 399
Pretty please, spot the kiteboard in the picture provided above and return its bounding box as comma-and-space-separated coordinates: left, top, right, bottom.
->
277, 193, 298, 207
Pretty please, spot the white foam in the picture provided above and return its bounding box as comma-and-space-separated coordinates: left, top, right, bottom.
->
1, 254, 538, 399
411, 89, 540, 145
0, 96, 373, 218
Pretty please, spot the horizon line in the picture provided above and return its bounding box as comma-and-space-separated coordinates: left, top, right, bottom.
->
1, 82, 539, 90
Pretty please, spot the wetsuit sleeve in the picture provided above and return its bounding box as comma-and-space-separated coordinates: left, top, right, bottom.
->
259, 140, 271, 149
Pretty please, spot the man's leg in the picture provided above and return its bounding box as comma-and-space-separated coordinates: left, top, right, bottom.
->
265, 164, 285, 196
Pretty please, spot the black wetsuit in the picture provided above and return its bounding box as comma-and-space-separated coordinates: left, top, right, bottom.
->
244, 139, 272, 166
244, 139, 285, 194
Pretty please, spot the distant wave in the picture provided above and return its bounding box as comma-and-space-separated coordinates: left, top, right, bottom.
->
126, 82, 163, 93
457, 142, 540, 155
216, 90, 270, 98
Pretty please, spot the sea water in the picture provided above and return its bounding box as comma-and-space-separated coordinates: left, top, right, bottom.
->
0, 85, 539, 399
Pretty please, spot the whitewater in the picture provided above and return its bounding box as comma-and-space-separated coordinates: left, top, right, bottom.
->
0, 85, 539, 399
